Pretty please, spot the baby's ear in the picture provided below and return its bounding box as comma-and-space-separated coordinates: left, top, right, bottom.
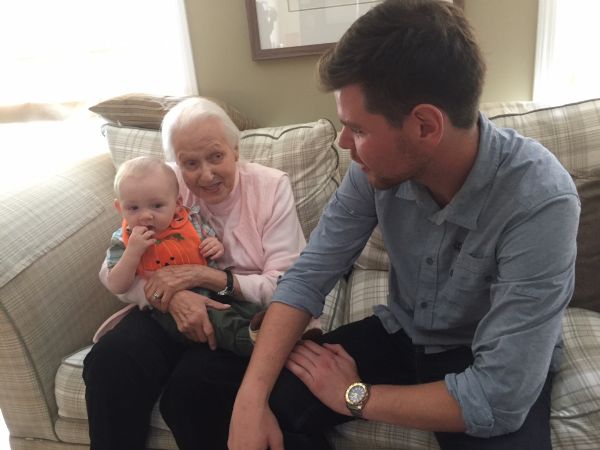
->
176, 195, 183, 209
114, 199, 122, 213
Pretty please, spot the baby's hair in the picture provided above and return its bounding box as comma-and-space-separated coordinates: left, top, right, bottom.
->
114, 156, 179, 199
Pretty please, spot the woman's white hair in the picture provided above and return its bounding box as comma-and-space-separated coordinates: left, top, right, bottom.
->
161, 97, 240, 162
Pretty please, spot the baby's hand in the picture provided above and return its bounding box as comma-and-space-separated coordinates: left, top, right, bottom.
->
127, 226, 156, 256
200, 236, 224, 260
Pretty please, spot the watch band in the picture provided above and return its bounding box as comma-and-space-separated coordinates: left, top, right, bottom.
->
218, 268, 235, 296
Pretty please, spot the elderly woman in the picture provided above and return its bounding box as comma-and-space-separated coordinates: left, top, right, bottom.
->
83, 98, 306, 450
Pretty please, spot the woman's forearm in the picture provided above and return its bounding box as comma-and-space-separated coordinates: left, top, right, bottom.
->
145, 264, 245, 303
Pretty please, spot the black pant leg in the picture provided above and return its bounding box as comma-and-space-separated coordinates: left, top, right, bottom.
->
82, 309, 185, 450
270, 315, 416, 450
159, 345, 249, 450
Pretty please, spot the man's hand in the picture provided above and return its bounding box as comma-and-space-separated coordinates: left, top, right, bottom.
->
167, 290, 230, 349
201, 236, 225, 260
286, 341, 359, 416
229, 392, 284, 450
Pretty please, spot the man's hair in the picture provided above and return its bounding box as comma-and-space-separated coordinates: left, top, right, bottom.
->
318, 0, 486, 128
161, 97, 240, 162
114, 156, 179, 200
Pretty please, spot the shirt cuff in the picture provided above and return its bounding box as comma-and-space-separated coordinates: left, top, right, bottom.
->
445, 370, 495, 437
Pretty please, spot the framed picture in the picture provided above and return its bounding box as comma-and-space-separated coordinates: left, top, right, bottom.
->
245, 0, 463, 61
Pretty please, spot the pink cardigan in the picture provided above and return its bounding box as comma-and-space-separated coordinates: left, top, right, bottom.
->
95, 162, 307, 341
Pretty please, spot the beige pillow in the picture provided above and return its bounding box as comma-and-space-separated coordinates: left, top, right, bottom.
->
103, 119, 340, 239
488, 98, 600, 174
89, 93, 259, 131
571, 170, 600, 312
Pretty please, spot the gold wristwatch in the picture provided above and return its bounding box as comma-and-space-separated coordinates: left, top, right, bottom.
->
345, 382, 371, 418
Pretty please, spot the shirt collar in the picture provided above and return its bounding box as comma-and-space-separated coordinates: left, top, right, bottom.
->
395, 113, 500, 230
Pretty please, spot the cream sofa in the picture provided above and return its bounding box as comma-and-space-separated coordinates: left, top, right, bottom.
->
1, 95, 599, 449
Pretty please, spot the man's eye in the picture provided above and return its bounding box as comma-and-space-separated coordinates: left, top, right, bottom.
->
185, 160, 198, 168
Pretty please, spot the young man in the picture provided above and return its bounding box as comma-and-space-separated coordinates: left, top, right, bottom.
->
229, 1, 580, 449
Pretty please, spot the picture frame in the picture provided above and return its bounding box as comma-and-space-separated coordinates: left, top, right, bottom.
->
245, 0, 382, 61
245, 0, 464, 61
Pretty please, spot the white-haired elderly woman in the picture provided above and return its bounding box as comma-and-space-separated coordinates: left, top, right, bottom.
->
83, 98, 308, 450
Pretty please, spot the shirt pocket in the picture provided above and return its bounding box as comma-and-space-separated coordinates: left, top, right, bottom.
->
449, 252, 496, 291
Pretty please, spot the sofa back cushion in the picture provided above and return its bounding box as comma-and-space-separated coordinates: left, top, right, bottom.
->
485, 98, 600, 173
103, 119, 340, 239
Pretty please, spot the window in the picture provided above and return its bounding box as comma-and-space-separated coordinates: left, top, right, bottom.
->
533, 0, 600, 103
0, 0, 197, 191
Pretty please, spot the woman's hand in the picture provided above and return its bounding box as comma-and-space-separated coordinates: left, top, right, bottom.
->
144, 264, 208, 310
167, 289, 231, 349
285, 341, 359, 416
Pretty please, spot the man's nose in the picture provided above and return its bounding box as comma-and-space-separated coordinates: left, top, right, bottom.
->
337, 126, 355, 151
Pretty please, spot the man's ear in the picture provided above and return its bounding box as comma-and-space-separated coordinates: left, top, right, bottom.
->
114, 199, 122, 213
411, 104, 444, 144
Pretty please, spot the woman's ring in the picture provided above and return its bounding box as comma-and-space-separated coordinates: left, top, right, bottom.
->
152, 292, 162, 300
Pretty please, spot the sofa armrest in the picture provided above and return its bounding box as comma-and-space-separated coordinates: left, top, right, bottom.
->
0, 153, 123, 441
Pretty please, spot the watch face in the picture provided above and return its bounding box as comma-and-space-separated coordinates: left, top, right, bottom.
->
347, 384, 367, 405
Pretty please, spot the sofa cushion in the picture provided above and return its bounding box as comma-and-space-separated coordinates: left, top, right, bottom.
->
0, 174, 104, 288
487, 98, 600, 173
550, 308, 600, 448
103, 119, 341, 239
346, 269, 390, 323
90, 93, 258, 131
239, 120, 340, 238
570, 170, 600, 312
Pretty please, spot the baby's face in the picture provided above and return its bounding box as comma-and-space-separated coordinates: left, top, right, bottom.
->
117, 170, 180, 233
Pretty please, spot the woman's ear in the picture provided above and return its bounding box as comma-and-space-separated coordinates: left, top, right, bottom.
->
411, 104, 444, 145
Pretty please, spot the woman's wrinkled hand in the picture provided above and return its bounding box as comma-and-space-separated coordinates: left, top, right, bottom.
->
167, 289, 231, 349
144, 264, 208, 309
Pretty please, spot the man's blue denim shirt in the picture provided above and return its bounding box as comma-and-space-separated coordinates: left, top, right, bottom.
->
274, 113, 580, 437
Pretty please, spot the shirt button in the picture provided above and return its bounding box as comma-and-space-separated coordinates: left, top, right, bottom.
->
420, 302, 428, 309
426, 257, 434, 265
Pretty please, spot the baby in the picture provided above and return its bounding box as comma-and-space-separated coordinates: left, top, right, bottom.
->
104, 156, 263, 355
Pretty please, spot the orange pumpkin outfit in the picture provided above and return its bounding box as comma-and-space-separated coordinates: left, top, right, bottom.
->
121, 207, 206, 276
